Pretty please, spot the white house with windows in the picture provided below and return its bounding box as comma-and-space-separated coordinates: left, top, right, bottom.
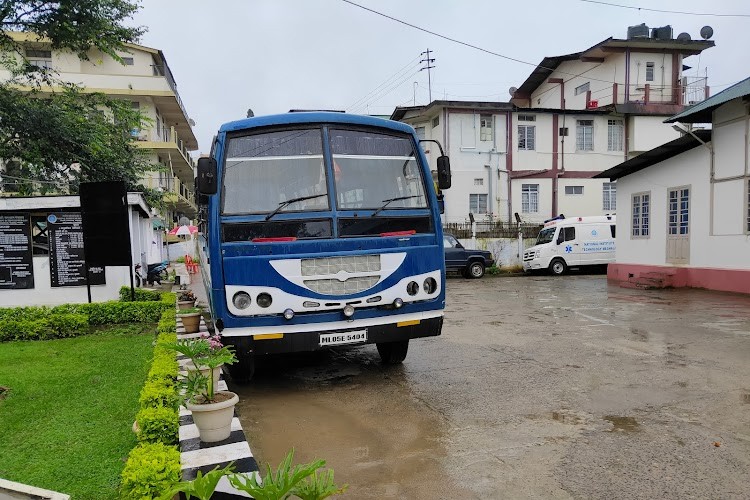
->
596, 76, 750, 294
508, 25, 714, 223
392, 26, 714, 224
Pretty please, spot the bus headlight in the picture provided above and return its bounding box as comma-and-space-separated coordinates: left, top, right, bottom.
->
343, 304, 355, 317
256, 293, 272, 308
423, 277, 437, 294
232, 291, 252, 309
406, 281, 419, 296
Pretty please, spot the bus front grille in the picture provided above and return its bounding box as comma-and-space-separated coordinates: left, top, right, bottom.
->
303, 276, 380, 295
301, 255, 381, 276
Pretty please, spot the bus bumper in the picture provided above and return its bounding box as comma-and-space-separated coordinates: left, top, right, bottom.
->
221, 315, 443, 356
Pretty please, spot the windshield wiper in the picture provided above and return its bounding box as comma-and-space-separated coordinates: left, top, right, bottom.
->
371, 195, 422, 217
265, 194, 327, 221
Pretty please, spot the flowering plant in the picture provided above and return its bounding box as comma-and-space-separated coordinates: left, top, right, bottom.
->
168, 335, 236, 404
177, 290, 196, 302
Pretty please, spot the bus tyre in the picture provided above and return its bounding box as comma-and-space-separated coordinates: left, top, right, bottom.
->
377, 340, 409, 365
549, 258, 567, 276
467, 261, 485, 279
226, 354, 255, 383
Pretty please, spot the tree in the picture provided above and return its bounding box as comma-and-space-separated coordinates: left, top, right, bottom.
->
0, 1, 161, 205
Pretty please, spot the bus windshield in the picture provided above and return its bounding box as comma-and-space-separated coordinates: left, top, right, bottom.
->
223, 128, 329, 215
330, 129, 427, 210
536, 227, 556, 245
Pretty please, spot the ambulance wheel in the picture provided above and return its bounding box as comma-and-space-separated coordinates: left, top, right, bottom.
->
377, 340, 409, 365
226, 354, 255, 383
549, 258, 567, 276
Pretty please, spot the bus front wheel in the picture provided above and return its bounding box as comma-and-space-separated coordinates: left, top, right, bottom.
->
376, 340, 409, 364
226, 354, 255, 383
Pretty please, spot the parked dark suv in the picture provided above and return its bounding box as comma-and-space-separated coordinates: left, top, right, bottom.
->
443, 233, 495, 278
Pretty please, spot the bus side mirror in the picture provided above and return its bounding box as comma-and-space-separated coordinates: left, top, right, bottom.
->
437, 156, 451, 190
197, 157, 218, 195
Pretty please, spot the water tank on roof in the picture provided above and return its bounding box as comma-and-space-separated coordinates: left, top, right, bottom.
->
627, 24, 649, 39
651, 25, 673, 40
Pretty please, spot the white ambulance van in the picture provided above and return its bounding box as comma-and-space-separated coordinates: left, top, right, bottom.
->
522, 215, 616, 275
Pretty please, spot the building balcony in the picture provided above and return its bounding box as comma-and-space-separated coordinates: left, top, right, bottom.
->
134, 126, 195, 185
144, 174, 197, 217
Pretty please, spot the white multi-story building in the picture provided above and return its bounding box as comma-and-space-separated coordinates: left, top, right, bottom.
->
597, 76, 750, 294
0, 32, 199, 221
393, 25, 715, 224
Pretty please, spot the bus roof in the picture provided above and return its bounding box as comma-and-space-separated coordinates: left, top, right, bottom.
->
218, 112, 416, 135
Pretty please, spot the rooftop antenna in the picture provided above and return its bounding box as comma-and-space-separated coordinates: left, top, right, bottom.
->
699, 26, 714, 40
509, 86, 518, 98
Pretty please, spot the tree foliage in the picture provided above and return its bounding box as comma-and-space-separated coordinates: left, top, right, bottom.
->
0, 1, 162, 205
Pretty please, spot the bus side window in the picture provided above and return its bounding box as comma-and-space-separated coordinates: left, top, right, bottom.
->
610, 224, 616, 238
563, 227, 576, 242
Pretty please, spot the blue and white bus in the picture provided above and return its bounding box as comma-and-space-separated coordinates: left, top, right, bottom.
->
196, 112, 451, 381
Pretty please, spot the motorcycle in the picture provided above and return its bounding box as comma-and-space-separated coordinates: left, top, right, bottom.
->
135, 261, 169, 286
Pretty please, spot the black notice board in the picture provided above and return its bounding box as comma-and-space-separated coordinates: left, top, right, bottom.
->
80, 181, 132, 266
48, 212, 105, 287
0, 213, 34, 289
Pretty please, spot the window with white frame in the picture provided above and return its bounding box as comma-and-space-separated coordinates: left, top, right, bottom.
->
469, 194, 488, 214
521, 184, 539, 213
122, 57, 134, 65
607, 119, 624, 151
480, 115, 493, 141
518, 125, 536, 150
603, 182, 616, 211
646, 62, 655, 82
576, 120, 594, 151
565, 186, 584, 195
574, 82, 590, 96
474, 178, 484, 186
518, 114, 536, 122
631, 192, 650, 238
432, 116, 440, 128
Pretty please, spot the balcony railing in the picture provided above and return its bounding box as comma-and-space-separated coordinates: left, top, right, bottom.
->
152, 174, 196, 213
133, 125, 195, 170
151, 64, 190, 124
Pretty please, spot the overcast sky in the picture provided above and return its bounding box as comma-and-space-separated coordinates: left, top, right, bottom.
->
131, 0, 750, 153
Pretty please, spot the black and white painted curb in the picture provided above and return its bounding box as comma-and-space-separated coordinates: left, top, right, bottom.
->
176, 316, 260, 498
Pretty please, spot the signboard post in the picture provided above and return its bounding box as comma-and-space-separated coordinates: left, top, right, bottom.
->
0, 213, 34, 290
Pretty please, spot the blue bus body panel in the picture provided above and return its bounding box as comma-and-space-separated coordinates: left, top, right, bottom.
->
204, 112, 446, 335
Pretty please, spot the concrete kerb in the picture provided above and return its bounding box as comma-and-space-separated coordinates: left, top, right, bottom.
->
176, 315, 259, 498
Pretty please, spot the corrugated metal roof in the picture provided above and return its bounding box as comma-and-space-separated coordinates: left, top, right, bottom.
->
666, 76, 750, 123
594, 129, 711, 180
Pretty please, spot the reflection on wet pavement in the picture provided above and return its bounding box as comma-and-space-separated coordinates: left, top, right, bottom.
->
232, 275, 750, 499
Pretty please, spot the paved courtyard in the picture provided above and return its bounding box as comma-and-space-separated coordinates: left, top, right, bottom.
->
232, 275, 750, 499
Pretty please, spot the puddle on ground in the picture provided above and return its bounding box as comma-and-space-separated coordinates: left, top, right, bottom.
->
603, 415, 640, 432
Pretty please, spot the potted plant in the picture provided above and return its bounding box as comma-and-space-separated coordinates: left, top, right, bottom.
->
172, 334, 226, 393
177, 289, 197, 310
173, 337, 238, 442
177, 307, 202, 333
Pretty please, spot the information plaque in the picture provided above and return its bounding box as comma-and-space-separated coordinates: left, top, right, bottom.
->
0, 213, 34, 289
47, 212, 105, 287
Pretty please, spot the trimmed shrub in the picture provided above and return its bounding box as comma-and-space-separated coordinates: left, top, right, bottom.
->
0, 313, 89, 342
157, 309, 177, 335
119, 286, 162, 302
119, 442, 181, 500
50, 313, 89, 338
148, 350, 178, 384
51, 301, 171, 325
136, 406, 179, 445
161, 292, 176, 305
139, 378, 179, 410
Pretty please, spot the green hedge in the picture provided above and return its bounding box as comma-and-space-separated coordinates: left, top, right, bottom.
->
119, 442, 181, 500
0, 313, 89, 342
121, 308, 181, 496
119, 286, 162, 302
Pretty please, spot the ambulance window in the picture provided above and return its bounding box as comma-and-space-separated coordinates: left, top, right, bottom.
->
563, 227, 576, 242
610, 225, 616, 237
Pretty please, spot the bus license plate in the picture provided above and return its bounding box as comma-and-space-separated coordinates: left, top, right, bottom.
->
319, 330, 367, 346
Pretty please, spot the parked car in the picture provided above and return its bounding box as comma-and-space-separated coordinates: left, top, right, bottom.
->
443, 233, 494, 278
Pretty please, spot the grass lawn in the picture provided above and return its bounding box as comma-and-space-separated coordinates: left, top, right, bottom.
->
0, 324, 156, 499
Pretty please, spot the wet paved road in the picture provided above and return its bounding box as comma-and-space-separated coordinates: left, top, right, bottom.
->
232, 275, 750, 499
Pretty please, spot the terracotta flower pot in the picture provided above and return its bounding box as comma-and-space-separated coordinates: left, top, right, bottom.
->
186, 391, 239, 442
179, 312, 201, 333
177, 300, 195, 310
